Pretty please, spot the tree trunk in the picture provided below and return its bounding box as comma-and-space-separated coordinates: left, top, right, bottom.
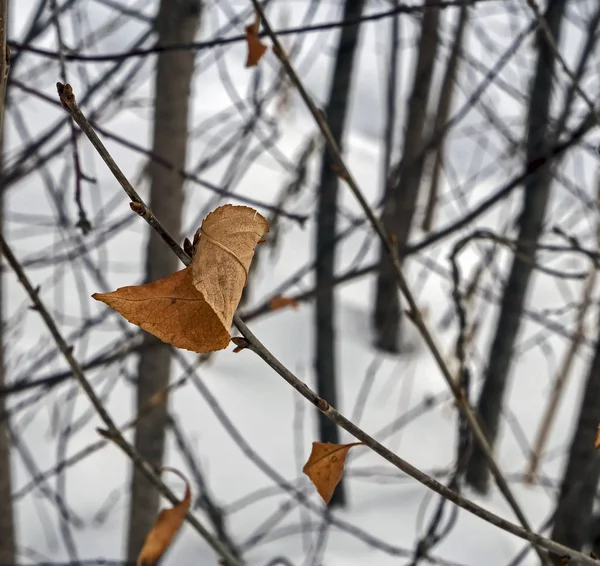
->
373, 2, 440, 353
0, 0, 15, 559
548, 317, 600, 564
465, 0, 567, 494
381, 1, 400, 194
126, 0, 201, 559
314, 0, 366, 508
0, 230, 14, 563
421, 5, 468, 232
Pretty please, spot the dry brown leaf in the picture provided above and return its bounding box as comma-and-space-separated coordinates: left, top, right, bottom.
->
137, 467, 191, 566
595, 424, 600, 450
93, 205, 268, 353
191, 204, 269, 327
93, 266, 229, 352
245, 11, 268, 67
269, 295, 299, 312
303, 441, 362, 503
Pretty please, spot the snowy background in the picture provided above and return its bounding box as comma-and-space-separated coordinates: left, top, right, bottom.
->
4, 0, 600, 564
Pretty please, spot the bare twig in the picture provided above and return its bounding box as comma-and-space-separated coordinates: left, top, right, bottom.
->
7, 0, 501, 63
50, 0, 92, 234
232, 316, 596, 564
525, 175, 600, 484
523, 0, 600, 128
54, 82, 600, 564
56, 82, 189, 265
0, 0, 9, 136
246, 4, 556, 564
0, 238, 241, 566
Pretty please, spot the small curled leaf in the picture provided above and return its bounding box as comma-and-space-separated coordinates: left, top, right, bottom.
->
137, 468, 191, 566
303, 441, 362, 503
245, 10, 268, 67
269, 296, 299, 312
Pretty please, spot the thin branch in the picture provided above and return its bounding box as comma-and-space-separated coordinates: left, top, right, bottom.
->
524, 0, 600, 128
7, 0, 498, 63
246, 6, 562, 564
53, 80, 600, 564
12, 79, 306, 225
50, 0, 92, 234
232, 316, 595, 564
525, 175, 600, 484
57, 82, 188, 265
0, 239, 241, 566
0, 0, 9, 136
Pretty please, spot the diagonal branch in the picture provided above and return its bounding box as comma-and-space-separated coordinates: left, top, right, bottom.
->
247, 3, 560, 564
54, 82, 600, 565
0, 234, 241, 566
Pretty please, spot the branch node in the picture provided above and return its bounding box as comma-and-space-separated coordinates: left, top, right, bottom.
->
129, 201, 145, 215
56, 81, 75, 110
231, 337, 250, 353
183, 237, 194, 257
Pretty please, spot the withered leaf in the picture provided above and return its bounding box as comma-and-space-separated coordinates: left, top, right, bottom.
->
595, 424, 600, 450
191, 204, 269, 328
137, 467, 191, 566
303, 441, 362, 503
93, 266, 229, 353
269, 295, 299, 312
245, 11, 268, 67
93, 205, 269, 353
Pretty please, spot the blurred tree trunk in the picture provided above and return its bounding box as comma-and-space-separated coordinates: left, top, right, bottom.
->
465, 0, 566, 494
381, 1, 400, 194
126, 0, 201, 558
373, 2, 440, 353
421, 5, 468, 232
0, 145, 14, 566
0, 0, 15, 561
314, 0, 365, 508
0, 190, 14, 563
548, 321, 600, 564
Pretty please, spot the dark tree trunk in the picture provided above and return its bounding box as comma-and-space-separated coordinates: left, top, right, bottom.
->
465, 0, 567, 494
548, 318, 600, 564
381, 1, 400, 193
314, 0, 366, 508
421, 5, 468, 232
373, 2, 440, 353
0, 1, 14, 557
0, 89, 14, 566
126, 0, 201, 558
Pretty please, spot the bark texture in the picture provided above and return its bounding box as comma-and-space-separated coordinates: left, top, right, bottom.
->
373, 2, 440, 353
126, 0, 201, 558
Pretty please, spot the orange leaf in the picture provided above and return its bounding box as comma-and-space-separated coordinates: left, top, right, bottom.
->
137, 468, 191, 566
269, 295, 299, 312
595, 424, 600, 450
303, 441, 362, 503
93, 205, 269, 353
245, 11, 268, 67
